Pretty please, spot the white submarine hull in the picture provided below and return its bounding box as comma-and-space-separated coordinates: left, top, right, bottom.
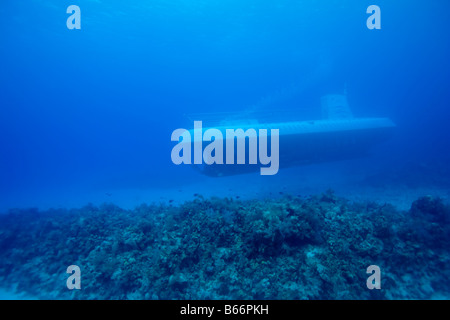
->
193, 117, 396, 177
189, 94, 395, 176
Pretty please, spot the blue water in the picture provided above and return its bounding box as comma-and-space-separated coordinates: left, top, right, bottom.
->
0, 0, 449, 300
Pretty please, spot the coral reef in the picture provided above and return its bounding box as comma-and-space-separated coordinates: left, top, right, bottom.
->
0, 191, 448, 299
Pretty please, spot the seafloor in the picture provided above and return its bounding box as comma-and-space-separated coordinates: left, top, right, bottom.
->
0, 190, 448, 300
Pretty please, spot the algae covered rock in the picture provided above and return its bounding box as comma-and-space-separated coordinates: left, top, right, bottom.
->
0, 192, 448, 299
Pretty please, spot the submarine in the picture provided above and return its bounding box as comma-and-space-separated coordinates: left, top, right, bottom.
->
186, 94, 396, 177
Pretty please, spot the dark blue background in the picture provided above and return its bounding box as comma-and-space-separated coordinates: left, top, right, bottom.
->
1, 0, 449, 209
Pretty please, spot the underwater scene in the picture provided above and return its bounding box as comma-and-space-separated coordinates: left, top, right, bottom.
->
0, 0, 449, 300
